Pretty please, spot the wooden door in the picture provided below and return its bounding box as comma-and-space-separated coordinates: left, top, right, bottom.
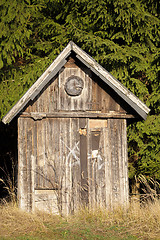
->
32, 118, 108, 213
79, 119, 108, 208
33, 118, 81, 215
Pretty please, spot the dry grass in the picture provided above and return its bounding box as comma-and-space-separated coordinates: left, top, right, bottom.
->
72, 201, 160, 239
0, 202, 45, 238
0, 200, 160, 239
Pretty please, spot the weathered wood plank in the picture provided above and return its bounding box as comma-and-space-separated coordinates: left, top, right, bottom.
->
26, 118, 33, 211
88, 120, 107, 208
21, 112, 135, 119
71, 118, 81, 212
107, 119, 129, 207
79, 118, 88, 205
31, 119, 36, 211
18, 118, 27, 210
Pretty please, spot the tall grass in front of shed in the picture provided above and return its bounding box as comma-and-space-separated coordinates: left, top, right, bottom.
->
0, 199, 160, 239
0, 159, 17, 205
0, 174, 160, 239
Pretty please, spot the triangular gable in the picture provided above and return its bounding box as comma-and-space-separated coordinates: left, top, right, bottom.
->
2, 41, 150, 124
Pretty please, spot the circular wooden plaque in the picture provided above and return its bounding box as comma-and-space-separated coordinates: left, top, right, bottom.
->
65, 76, 84, 96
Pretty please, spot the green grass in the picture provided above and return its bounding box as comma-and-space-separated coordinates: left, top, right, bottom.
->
0, 221, 137, 240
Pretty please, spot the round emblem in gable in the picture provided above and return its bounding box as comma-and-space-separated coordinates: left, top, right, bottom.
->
65, 76, 84, 96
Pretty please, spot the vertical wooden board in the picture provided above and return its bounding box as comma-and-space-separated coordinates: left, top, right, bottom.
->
85, 68, 92, 110
38, 85, 49, 112
96, 82, 102, 111
18, 118, 27, 210
67, 118, 72, 212
91, 130, 100, 205
62, 117, 75, 214
104, 123, 112, 207
36, 120, 41, 188
43, 86, 49, 112
42, 119, 47, 187
46, 118, 54, 189
88, 129, 96, 207
31, 119, 37, 211
88, 127, 97, 207
59, 118, 66, 214
101, 87, 110, 113
48, 84, 52, 112
98, 129, 106, 206
25, 118, 33, 211
108, 119, 129, 206
32, 95, 38, 112
93, 129, 105, 206
54, 118, 61, 188
87, 124, 92, 206
117, 120, 124, 205
108, 119, 121, 206
36, 120, 42, 188
70, 118, 81, 211
71, 67, 79, 110
63, 117, 72, 214
63, 118, 71, 215
41, 119, 46, 188
92, 80, 98, 110
49, 83, 54, 112
118, 119, 128, 206
59, 68, 66, 110
39, 88, 44, 112
79, 118, 89, 205
77, 67, 86, 110
88, 120, 107, 208
67, 68, 74, 110
100, 83, 117, 112
37, 92, 42, 112
53, 118, 62, 213
124, 120, 129, 204
32, 121, 37, 180
53, 77, 59, 111
121, 119, 129, 205
24, 118, 30, 210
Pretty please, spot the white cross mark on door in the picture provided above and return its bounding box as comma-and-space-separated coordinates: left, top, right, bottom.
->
60, 139, 80, 166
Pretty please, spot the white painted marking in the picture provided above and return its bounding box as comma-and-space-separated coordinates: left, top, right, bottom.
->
60, 139, 80, 166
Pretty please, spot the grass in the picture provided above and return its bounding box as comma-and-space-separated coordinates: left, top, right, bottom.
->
0, 201, 160, 240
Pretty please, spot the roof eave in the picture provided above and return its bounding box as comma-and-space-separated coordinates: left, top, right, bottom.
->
2, 41, 150, 124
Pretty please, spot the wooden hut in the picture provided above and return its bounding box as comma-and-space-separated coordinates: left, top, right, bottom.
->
2, 41, 150, 215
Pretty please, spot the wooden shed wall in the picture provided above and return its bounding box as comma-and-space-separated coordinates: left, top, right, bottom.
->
18, 117, 128, 214
24, 59, 129, 114
18, 57, 130, 214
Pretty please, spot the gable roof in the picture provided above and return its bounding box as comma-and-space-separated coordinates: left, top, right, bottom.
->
2, 41, 150, 124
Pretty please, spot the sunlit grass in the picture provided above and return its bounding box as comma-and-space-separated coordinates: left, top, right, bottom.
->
0, 200, 160, 239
